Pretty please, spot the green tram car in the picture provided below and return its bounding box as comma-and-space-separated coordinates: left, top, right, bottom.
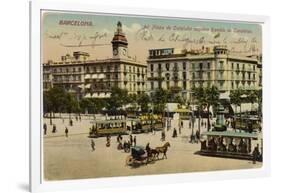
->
234, 116, 262, 132
89, 119, 129, 137
132, 114, 163, 134
199, 131, 260, 160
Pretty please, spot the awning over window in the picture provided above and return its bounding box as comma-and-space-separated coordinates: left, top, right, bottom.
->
84, 93, 91, 98
85, 84, 91, 89
231, 103, 258, 113
98, 74, 105, 79
78, 84, 84, 89
84, 74, 91, 79
92, 93, 98, 98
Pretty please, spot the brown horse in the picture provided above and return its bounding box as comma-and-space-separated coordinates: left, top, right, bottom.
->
148, 148, 159, 161
155, 142, 171, 159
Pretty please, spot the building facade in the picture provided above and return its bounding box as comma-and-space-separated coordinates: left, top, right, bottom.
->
147, 48, 190, 99
43, 22, 147, 99
147, 45, 262, 100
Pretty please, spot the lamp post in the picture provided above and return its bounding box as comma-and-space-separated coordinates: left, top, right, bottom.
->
240, 94, 247, 133
189, 90, 196, 143
214, 104, 227, 131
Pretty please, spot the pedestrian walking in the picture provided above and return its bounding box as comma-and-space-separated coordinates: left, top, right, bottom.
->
130, 134, 133, 145
172, 128, 177, 138
91, 139, 95, 151
43, 123, 47, 135
52, 124, 57, 133
252, 144, 260, 164
133, 136, 137, 146
69, 119, 73, 126
145, 143, 151, 152
152, 126, 156, 135
106, 135, 111, 147
161, 130, 166, 141
195, 130, 200, 143
233, 120, 236, 132
65, 127, 69, 137
189, 121, 191, 129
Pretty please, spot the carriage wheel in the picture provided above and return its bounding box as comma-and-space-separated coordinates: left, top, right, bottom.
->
126, 155, 134, 166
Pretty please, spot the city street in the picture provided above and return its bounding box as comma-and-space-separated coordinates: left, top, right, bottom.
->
43, 115, 262, 181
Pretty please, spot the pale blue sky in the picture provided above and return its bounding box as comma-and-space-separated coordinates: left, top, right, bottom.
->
42, 11, 262, 63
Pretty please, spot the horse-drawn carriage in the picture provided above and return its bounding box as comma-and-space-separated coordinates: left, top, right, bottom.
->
125, 142, 171, 166
125, 146, 149, 166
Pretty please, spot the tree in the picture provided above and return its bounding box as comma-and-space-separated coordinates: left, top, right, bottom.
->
43, 91, 53, 125
230, 88, 244, 131
174, 95, 185, 107
205, 86, 220, 131
79, 98, 91, 114
151, 88, 168, 113
105, 87, 129, 111
246, 90, 257, 112
255, 89, 262, 119
193, 86, 207, 133
80, 98, 106, 114
127, 94, 138, 112
65, 93, 79, 120
230, 88, 243, 113
137, 93, 150, 113
43, 86, 67, 125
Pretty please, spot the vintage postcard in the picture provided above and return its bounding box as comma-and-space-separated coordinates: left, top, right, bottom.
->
41, 10, 263, 181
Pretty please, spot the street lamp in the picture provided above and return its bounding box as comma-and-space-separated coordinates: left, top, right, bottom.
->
240, 94, 247, 132
189, 90, 196, 143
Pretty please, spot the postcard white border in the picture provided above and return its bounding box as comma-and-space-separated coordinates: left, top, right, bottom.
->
30, 0, 271, 192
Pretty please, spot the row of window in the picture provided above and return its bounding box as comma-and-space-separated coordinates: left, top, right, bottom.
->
191, 81, 256, 89
191, 71, 256, 80
149, 61, 258, 72
231, 62, 256, 71
150, 81, 188, 90
150, 62, 187, 72
53, 67, 82, 73
53, 75, 81, 82
149, 72, 188, 80
124, 74, 145, 81
85, 65, 119, 73
124, 65, 146, 74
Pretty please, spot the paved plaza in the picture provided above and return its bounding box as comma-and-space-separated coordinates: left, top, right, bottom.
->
43, 114, 262, 181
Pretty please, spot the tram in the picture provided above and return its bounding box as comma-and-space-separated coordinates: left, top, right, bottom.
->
89, 119, 128, 137
234, 116, 262, 132
175, 108, 191, 120
199, 131, 260, 160
139, 114, 163, 132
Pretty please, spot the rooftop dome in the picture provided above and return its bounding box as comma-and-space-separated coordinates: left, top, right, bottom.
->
111, 21, 128, 45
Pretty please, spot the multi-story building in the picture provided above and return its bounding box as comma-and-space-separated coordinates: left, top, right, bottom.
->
43, 22, 147, 99
147, 48, 190, 99
147, 45, 261, 100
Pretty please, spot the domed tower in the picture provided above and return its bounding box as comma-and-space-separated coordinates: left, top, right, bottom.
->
111, 21, 128, 58
214, 45, 229, 58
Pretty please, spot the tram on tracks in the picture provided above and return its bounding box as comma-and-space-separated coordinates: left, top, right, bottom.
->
89, 119, 128, 137
199, 131, 260, 160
